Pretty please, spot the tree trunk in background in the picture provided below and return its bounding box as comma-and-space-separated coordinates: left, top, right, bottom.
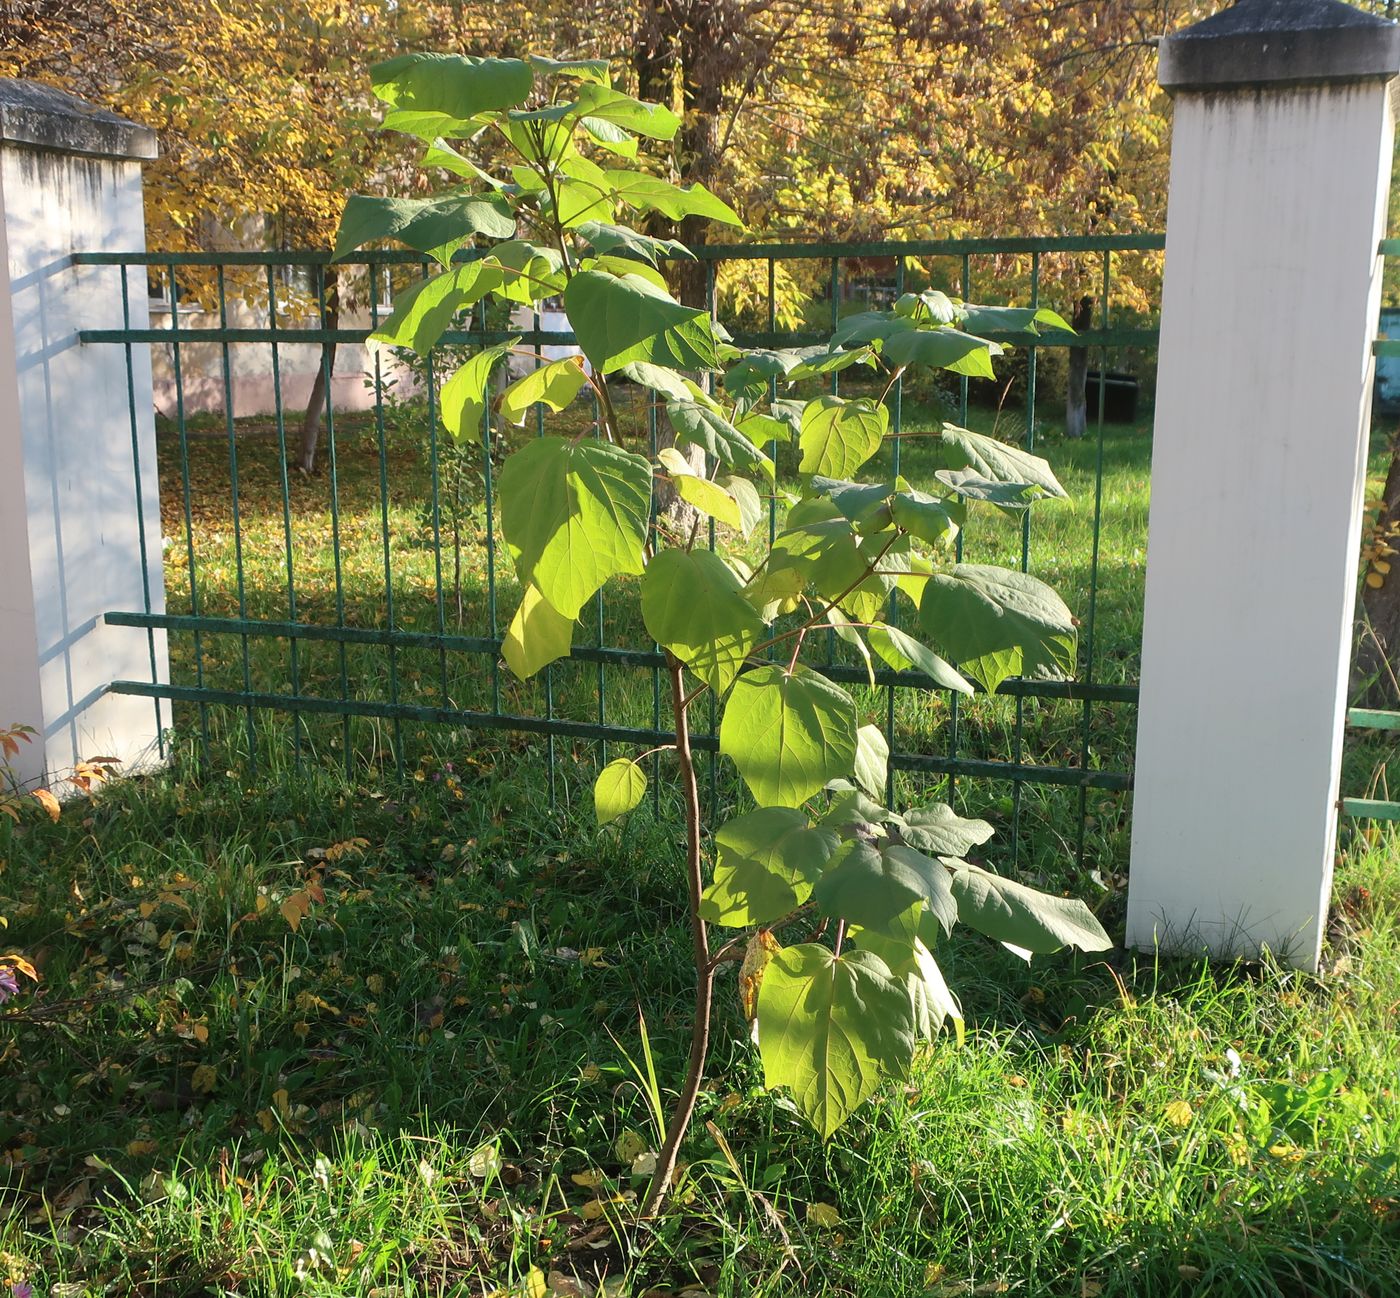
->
1353, 433, 1400, 707
297, 267, 339, 475
1065, 295, 1094, 439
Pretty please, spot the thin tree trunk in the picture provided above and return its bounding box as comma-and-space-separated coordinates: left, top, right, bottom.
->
297, 268, 340, 475
1353, 434, 1400, 707
641, 655, 713, 1217
1065, 295, 1094, 439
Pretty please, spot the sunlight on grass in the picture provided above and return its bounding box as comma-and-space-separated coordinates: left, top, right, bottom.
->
1, 757, 1396, 1297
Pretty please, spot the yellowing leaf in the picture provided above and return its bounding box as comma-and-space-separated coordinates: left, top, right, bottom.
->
32, 788, 60, 822
280, 890, 315, 932
191, 1064, 217, 1094
739, 929, 782, 1022
126, 1139, 159, 1156
1164, 1099, 1193, 1128
615, 1129, 648, 1165
570, 1168, 605, 1189
806, 1200, 841, 1228
468, 1141, 502, 1179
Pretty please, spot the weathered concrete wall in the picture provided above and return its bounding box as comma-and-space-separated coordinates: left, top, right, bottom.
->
1127, 0, 1398, 971
0, 80, 169, 785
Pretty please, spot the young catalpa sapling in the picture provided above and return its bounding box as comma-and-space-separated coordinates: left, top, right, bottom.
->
334, 51, 1112, 1217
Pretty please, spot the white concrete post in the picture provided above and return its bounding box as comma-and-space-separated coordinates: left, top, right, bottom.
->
1126, 0, 1399, 972
0, 81, 169, 786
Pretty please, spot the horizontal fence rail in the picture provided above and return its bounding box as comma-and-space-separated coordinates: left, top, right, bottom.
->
77, 235, 1165, 873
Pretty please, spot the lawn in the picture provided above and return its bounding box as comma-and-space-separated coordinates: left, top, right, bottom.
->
1, 749, 1398, 1297
149, 383, 1155, 882
2, 387, 1397, 1297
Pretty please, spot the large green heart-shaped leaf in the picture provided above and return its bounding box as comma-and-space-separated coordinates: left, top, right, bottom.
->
439, 340, 517, 443
855, 925, 964, 1042
890, 488, 961, 546
573, 84, 679, 139
799, 396, 888, 478
937, 425, 1068, 500
526, 54, 611, 84
497, 436, 652, 619
919, 564, 1076, 695
867, 623, 973, 695
641, 549, 763, 692
894, 290, 963, 325
811, 840, 953, 934
880, 327, 1001, 377
369, 263, 501, 354
372, 53, 533, 118
563, 270, 717, 374
700, 808, 839, 927
498, 358, 589, 426
333, 193, 515, 267
501, 583, 574, 680
830, 311, 915, 348
959, 304, 1073, 338
934, 470, 1045, 509
484, 239, 567, 304
380, 108, 483, 142
894, 802, 995, 859
808, 478, 894, 533
722, 346, 827, 400
947, 860, 1112, 954
575, 221, 694, 267
667, 401, 773, 479
720, 665, 858, 808
757, 944, 915, 1139
853, 724, 888, 799
605, 170, 743, 226
671, 472, 742, 530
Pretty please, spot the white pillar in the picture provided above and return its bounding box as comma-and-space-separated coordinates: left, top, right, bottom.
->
0, 80, 169, 787
1126, 0, 1399, 972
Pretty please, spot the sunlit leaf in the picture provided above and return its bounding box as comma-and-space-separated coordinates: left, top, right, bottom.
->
720, 665, 858, 808
594, 758, 646, 825
757, 944, 915, 1138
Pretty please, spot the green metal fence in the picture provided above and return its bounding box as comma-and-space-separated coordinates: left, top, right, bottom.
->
75, 234, 1165, 872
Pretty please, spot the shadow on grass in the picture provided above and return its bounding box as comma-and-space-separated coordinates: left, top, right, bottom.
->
2, 758, 1397, 1297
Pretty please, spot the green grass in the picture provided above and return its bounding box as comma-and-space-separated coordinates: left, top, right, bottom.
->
147, 384, 1392, 875
150, 386, 1155, 881
2, 753, 1399, 1297
3, 388, 1390, 1295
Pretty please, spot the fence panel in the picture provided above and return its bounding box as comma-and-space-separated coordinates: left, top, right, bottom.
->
76, 235, 1164, 873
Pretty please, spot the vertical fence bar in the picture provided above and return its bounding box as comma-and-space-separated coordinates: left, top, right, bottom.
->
314, 265, 353, 775
480, 301, 501, 719
884, 257, 906, 806
421, 261, 452, 710
1076, 252, 1113, 871
533, 303, 558, 809
1009, 253, 1041, 867
369, 257, 405, 774
166, 260, 211, 768
265, 265, 303, 768
945, 253, 973, 806
119, 266, 165, 758
215, 266, 258, 769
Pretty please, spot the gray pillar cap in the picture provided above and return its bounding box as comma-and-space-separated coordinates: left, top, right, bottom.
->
0, 79, 157, 161
1159, 0, 1400, 92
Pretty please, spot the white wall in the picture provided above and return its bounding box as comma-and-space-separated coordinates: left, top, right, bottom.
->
0, 138, 169, 784
1126, 80, 1394, 970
